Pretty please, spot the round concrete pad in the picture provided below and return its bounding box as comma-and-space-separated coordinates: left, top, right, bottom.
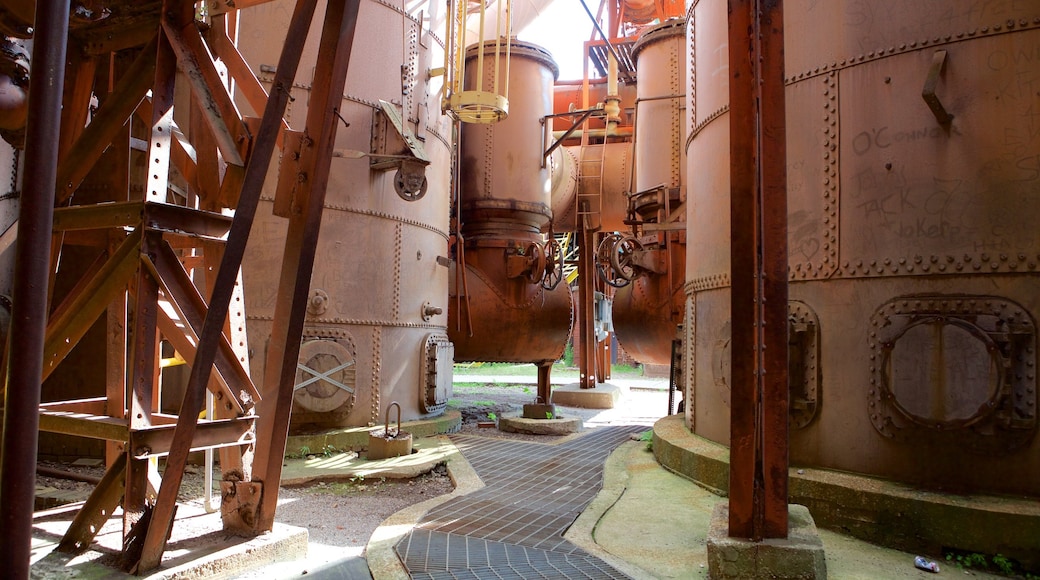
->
498, 415, 582, 435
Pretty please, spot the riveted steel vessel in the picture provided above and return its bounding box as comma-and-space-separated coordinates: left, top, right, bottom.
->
685, 0, 1040, 497
450, 40, 572, 364
238, 0, 454, 429
613, 19, 687, 365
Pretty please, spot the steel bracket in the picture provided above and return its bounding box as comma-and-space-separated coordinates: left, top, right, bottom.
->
371, 99, 429, 171
922, 49, 953, 126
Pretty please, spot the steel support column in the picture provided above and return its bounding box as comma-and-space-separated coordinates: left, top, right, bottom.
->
578, 225, 598, 389
727, 0, 789, 540
0, 1, 70, 576
250, 0, 362, 532
134, 0, 320, 571
536, 362, 552, 405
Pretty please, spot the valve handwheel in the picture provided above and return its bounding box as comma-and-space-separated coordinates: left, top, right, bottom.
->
610, 235, 644, 281
596, 233, 630, 288
525, 241, 546, 284
541, 238, 564, 290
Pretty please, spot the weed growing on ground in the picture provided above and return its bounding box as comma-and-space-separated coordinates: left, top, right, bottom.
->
639, 430, 653, 451
944, 549, 1033, 577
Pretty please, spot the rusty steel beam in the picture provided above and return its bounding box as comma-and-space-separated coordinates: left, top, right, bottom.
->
727, 0, 789, 540
578, 225, 598, 389
209, 26, 290, 141
39, 410, 127, 440
124, 232, 161, 539
127, 417, 255, 458
39, 396, 108, 413
150, 240, 257, 408
162, 17, 247, 166
536, 362, 551, 405
51, 201, 233, 238
57, 453, 128, 553
727, 0, 757, 540
57, 51, 98, 162
134, 0, 320, 571
42, 230, 142, 382
0, 0, 70, 576
251, 0, 362, 533
55, 39, 157, 205
191, 95, 223, 204
757, 0, 789, 540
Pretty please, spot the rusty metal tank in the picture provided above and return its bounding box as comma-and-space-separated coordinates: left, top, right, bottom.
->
450, 39, 572, 364
238, 0, 453, 429
553, 143, 632, 233
685, 0, 1040, 497
612, 19, 687, 365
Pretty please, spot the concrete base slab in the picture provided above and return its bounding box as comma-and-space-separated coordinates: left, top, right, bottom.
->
31, 502, 308, 579
707, 504, 827, 580
551, 383, 621, 409
498, 414, 582, 435
281, 435, 456, 485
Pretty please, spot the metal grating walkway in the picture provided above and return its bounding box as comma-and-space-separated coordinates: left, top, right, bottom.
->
395, 426, 647, 579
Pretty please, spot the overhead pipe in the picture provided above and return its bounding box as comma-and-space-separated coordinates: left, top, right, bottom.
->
0, 0, 69, 576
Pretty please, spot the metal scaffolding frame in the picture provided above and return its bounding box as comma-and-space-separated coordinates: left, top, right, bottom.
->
0, 0, 362, 574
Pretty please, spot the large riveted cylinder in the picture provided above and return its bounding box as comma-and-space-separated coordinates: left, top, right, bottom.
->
685, 0, 1040, 497
239, 0, 454, 429
459, 41, 557, 236
613, 19, 687, 364
450, 40, 572, 363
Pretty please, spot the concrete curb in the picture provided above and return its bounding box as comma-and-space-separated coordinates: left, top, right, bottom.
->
365, 437, 485, 580
652, 414, 1040, 570
564, 440, 662, 580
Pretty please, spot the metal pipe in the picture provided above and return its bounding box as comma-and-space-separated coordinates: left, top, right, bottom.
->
35, 466, 102, 486
203, 390, 216, 513
577, 0, 628, 77
0, 1, 70, 576
605, 53, 620, 134
551, 127, 632, 140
